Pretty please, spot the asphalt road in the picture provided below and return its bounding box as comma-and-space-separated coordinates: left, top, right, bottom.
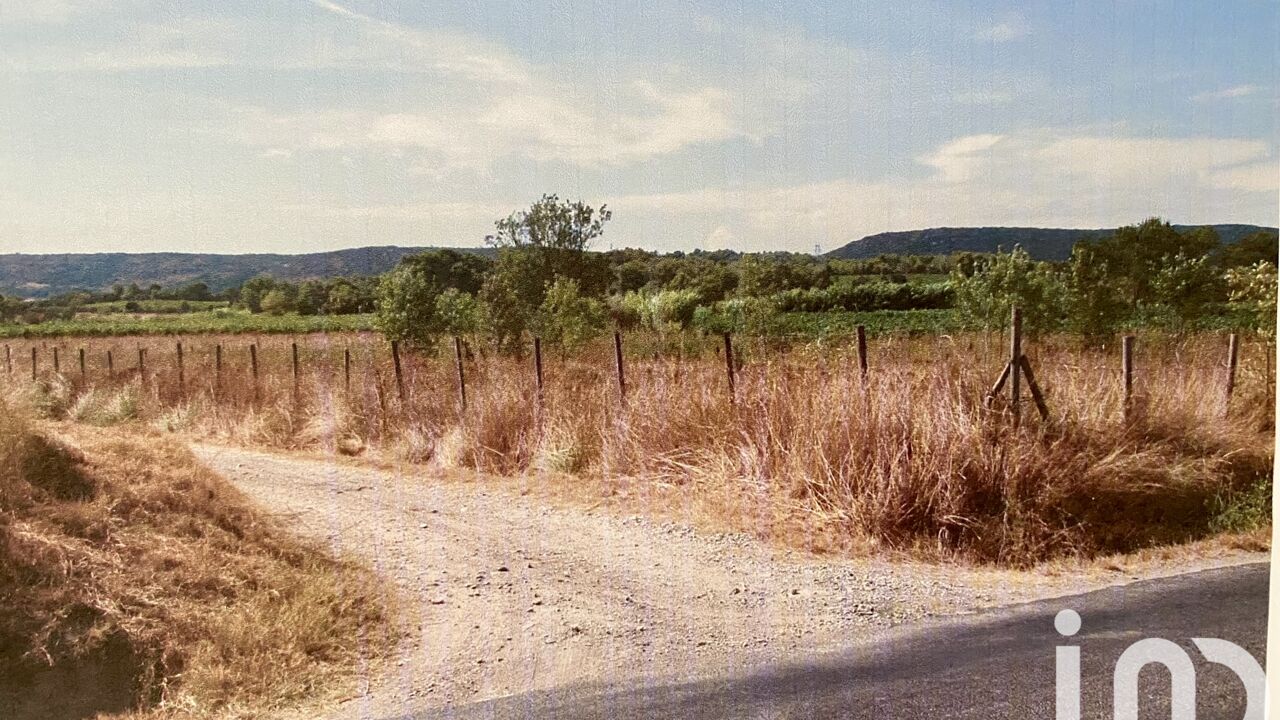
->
407, 563, 1269, 720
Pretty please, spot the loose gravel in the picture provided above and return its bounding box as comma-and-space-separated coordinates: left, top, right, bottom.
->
190, 443, 1266, 719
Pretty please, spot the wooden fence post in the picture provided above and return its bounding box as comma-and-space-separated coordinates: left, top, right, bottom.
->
1223, 333, 1239, 417
176, 342, 185, 389
454, 337, 467, 412
1122, 335, 1135, 421
53, 347, 60, 374
249, 343, 259, 401
1009, 307, 1022, 426
343, 347, 351, 393
78, 347, 86, 380
4, 344, 9, 377
30, 347, 36, 381
390, 340, 405, 401
613, 331, 627, 400
137, 347, 145, 385
291, 341, 300, 399
533, 337, 544, 404
214, 344, 222, 395
722, 332, 736, 404
856, 325, 868, 382
107, 350, 114, 379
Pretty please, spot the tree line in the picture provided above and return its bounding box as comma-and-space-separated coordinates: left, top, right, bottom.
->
3, 196, 1275, 345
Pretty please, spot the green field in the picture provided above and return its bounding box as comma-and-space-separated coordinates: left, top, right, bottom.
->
0, 310, 376, 337
770, 309, 963, 337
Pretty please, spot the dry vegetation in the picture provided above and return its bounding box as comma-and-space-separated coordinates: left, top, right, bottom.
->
5, 329, 1273, 566
0, 399, 395, 720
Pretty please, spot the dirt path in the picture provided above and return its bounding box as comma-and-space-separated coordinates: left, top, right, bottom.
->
190, 443, 1267, 719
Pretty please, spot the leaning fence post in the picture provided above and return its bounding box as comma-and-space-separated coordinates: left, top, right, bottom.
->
53, 347, 60, 375
1009, 307, 1022, 426
722, 332, 736, 404
137, 346, 146, 385
454, 336, 467, 412
31, 347, 36, 381
1223, 332, 1239, 418
107, 350, 114, 379
613, 330, 627, 400
1122, 335, 1135, 421
390, 340, 405, 402
4, 344, 10, 377
1018, 355, 1051, 422
78, 347, 86, 381
856, 325, 869, 382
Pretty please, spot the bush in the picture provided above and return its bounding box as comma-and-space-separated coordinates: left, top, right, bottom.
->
692, 297, 779, 335
772, 281, 954, 313
535, 278, 607, 352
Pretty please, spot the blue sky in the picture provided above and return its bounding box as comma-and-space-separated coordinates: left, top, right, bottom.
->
0, 0, 1276, 254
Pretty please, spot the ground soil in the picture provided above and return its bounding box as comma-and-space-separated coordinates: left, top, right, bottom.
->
190, 443, 1269, 719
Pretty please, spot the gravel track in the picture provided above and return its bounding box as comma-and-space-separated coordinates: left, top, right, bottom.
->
189, 443, 1266, 719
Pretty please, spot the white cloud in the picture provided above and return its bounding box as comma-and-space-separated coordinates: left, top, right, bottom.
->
1037, 136, 1271, 184
1206, 161, 1278, 193
605, 130, 1278, 251
0, 0, 122, 24
1192, 85, 1261, 103
917, 134, 1005, 182
221, 79, 743, 170
975, 14, 1030, 43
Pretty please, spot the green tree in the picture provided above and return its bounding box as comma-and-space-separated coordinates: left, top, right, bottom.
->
1065, 243, 1127, 339
324, 280, 364, 315
176, 282, 212, 301
239, 275, 277, 313
1225, 261, 1278, 338
1151, 252, 1222, 329
259, 285, 298, 315
737, 255, 829, 296
375, 264, 443, 346
1080, 218, 1220, 308
951, 246, 1066, 333
295, 280, 329, 315
435, 288, 485, 337
397, 249, 491, 296
1218, 230, 1279, 268
479, 196, 613, 349
535, 278, 606, 352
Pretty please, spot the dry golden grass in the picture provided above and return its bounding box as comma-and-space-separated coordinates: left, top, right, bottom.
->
0, 401, 396, 720
4, 329, 1273, 566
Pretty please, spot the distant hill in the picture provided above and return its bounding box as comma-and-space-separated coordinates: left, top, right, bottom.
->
825, 224, 1277, 261
0, 246, 487, 298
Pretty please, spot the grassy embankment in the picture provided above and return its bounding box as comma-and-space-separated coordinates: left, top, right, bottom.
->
0, 397, 395, 719
8, 329, 1271, 566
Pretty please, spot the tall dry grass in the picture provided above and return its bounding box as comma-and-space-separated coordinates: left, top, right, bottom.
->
0, 398, 395, 719
4, 330, 1272, 565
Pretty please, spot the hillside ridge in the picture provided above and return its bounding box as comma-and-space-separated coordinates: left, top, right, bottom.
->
825, 223, 1276, 261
